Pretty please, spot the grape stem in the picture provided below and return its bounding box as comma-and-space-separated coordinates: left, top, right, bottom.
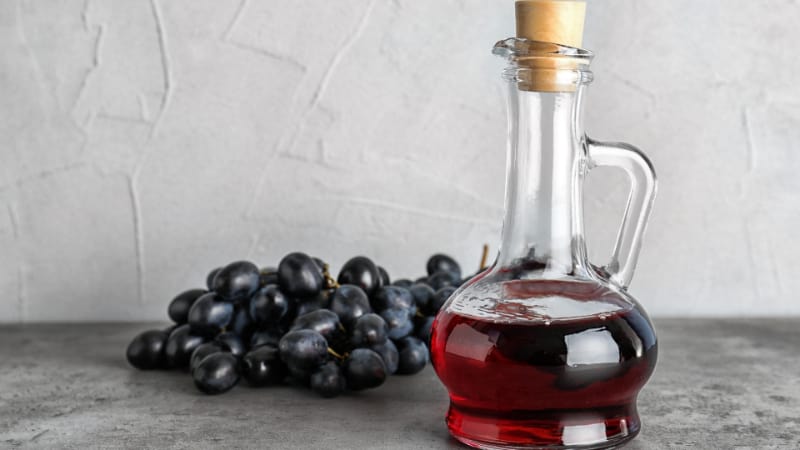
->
327, 347, 347, 361
479, 244, 489, 270
322, 263, 340, 289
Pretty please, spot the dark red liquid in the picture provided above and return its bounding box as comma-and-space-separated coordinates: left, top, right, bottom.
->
431, 282, 657, 449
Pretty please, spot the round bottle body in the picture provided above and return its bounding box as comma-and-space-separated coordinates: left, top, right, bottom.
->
431, 276, 657, 450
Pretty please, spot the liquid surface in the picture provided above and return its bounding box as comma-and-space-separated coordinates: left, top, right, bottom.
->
431, 279, 657, 448
446, 279, 631, 323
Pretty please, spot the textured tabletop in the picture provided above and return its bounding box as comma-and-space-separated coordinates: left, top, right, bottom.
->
1, 319, 799, 449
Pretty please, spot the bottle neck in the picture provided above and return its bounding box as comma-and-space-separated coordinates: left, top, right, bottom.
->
496, 83, 589, 277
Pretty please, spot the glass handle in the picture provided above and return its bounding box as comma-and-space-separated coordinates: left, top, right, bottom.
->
586, 137, 657, 289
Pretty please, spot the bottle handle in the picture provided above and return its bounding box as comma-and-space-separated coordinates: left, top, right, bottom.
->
586, 137, 657, 289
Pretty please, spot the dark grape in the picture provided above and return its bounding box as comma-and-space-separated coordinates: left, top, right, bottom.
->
287, 364, 313, 386
427, 270, 459, 291
278, 329, 329, 371
290, 309, 341, 342
164, 324, 206, 369
295, 290, 332, 317
215, 332, 246, 358
126, 330, 168, 370
193, 353, 240, 394
312, 257, 326, 271
426, 254, 462, 279
278, 252, 324, 298
380, 307, 414, 341
378, 266, 390, 286
409, 283, 435, 312
206, 267, 222, 290
259, 267, 278, 287
350, 313, 388, 348
392, 279, 413, 288
371, 286, 416, 315
415, 315, 435, 345
250, 329, 283, 349
187, 293, 234, 337
329, 284, 371, 328
310, 361, 346, 398
370, 339, 399, 375
230, 304, 255, 341
428, 286, 456, 315
167, 289, 207, 325
190, 342, 226, 372
344, 348, 387, 390
396, 336, 428, 375
414, 276, 430, 286
249, 285, 290, 326
212, 261, 260, 301
337, 256, 381, 296
241, 345, 286, 386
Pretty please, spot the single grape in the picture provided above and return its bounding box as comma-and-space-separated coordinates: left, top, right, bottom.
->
371, 286, 416, 316
193, 352, 240, 394
287, 364, 313, 386
278, 329, 329, 371
206, 267, 222, 290
380, 307, 414, 341
370, 339, 399, 375
428, 286, 457, 315
250, 329, 283, 349
414, 315, 435, 346
187, 292, 234, 337
391, 279, 413, 288
427, 270, 459, 291
230, 304, 255, 342
378, 266, 390, 287
294, 289, 332, 317
396, 336, 429, 375
126, 330, 169, 370
426, 254, 462, 279
337, 256, 381, 296
409, 283, 435, 312
249, 285, 290, 326
190, 342, 227, 372
259, 267, 278, 287
167, 289, 207, 325
241, 345, 287, 386
212, 261, 260, 301
215, 332, 246, 358
310, 361, 346, 398
290, 309, 342, 342
164, 324, 206, 369
329, 284, 371, 328
312, 257, 326, 271
350, 313, 388, 348
278, 252, 325, 298
344, 348, 387, 390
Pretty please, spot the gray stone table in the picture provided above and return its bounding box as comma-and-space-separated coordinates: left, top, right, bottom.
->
1, 320, 799, 449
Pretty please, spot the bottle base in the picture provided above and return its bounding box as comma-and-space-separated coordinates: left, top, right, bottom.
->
446, 403, 641, 450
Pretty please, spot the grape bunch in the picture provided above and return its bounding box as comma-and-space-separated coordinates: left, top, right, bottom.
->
126, 252, 469, 397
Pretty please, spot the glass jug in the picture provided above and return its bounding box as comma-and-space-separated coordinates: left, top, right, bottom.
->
430, 35, 658, 450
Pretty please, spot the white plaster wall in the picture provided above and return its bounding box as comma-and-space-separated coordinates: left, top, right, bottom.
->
1, 0, 797, 321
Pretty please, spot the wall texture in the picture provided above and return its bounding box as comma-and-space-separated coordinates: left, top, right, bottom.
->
1, 0, 798, 321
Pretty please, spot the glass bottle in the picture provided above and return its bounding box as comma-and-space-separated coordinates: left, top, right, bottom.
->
430, 2, 658, 449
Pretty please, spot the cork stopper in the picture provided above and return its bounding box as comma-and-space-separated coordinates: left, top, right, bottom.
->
515, 1, 586, 47
512, 1, 587, 92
